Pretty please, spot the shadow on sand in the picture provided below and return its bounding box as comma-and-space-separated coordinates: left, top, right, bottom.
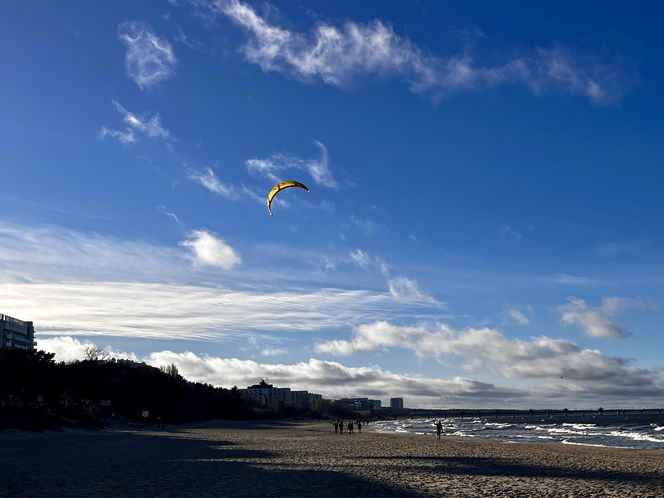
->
0, 429, 419, 497
359, 455, 664, 485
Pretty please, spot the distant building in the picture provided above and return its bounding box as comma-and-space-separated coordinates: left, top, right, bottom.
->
390, 398, 404, 409
0, 314, 35, 351
240, 380, 321, 412
336, 397, 382, 412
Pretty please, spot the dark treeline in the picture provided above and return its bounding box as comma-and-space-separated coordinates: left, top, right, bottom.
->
0, 348, 253, 429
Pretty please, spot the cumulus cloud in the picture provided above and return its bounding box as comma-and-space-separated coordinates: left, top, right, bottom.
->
314, 321, 664, 399
118, 21, 176, 89
39, 335, 664, 407
39, 336, 137, 363
36, 336, 526, 407
193, 0, 624, 104
558, 297, 650, 338
180, 230, 241, 270
187, 167, 238, 199
99, 101, 171, 144
140, 352, 523, 406
246, 140, 337, 188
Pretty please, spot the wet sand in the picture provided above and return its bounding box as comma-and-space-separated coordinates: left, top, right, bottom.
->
1, 420, 662, 497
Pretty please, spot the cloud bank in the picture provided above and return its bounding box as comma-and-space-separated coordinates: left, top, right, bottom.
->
559, 297, 651, 338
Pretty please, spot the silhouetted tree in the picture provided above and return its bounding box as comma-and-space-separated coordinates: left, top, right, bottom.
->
84, 346, 109, 362
160, 363, 180, 378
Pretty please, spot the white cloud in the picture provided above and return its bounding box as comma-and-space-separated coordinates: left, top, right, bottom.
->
0, 281, 429, 341
0, 223, 441, 341
547, 274, 598, 286
142, 351, 524, 406
39, 335, 664, 408
260, 347, 288, 357
39, 336, 138, 363
245, 140, 337, 188
188, 167, 238, 199
118, 21, 176, 89
99, 101, 171, 144
388, 276, 439, 306
158, 205, 182, 225
115, 101, 170, 138
195, 0, 624, 104
349, 248, 371, 270
180, 230, 241, 270
559, 297, 650, 338
313, 321, 664, 397
505, 307, 530, 325
38, 336, 95, 363
98, 127, 136, 144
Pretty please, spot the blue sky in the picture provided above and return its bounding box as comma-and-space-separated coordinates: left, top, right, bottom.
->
1, 0, 663, 407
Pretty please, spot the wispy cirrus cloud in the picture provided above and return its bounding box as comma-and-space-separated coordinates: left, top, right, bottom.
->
0, 223, 440, 341
180, 229, 241, 270
348, 247, 439, 307
118, 20, 177, 89
558, 297, 651, 338
192, 0, 625, 104
504, 307, 531, 325
99, 101, 171, 144
245, 140, 337, 188
187, 166, 238, 199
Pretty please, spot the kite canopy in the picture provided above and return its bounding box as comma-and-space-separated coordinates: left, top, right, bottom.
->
267, 180, 310, 215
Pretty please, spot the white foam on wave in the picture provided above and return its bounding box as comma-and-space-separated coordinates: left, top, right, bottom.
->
561, 439, 615, 448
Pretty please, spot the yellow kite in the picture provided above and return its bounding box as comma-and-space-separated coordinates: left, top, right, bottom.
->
267, 181, 310, 215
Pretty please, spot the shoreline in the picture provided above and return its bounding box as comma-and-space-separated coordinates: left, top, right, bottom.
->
2, 420, 663, 496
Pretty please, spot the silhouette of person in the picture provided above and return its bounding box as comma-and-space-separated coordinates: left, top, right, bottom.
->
348, 421, 354, 435
339, 421, 344, 434
334, 421, 338, 434
357, 421, 362, 433
436, 420, 443, 440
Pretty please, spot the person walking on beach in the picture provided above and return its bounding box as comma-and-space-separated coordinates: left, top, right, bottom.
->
348, 421, 354, 435
339, 421, 344, 434
357, 421, 362, 433
334, 421, 338, 434
436, 420, 443, 440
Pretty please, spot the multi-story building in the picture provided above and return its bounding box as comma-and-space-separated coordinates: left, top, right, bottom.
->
0, 314, 35, 351
240, 380, 322, 412
336, 397, 382, 412
292, 390, 322, 411
390, 397, 404, 409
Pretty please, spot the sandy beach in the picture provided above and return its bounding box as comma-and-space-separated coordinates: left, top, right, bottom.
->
1, 420, 663, 497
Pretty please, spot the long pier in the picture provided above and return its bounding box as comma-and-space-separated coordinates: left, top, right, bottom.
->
386, 408, 664, 420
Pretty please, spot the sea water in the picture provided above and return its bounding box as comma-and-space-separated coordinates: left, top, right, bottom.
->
372, 417, 664, 449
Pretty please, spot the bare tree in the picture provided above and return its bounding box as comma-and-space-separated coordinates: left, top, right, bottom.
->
160, 363, 180, 378
84, 346, 110, 362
